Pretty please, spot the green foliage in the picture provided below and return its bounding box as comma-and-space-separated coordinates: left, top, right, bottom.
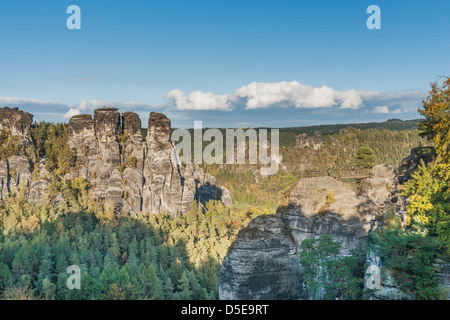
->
0, 129, 27, 161
120, 132, 128, 144
370, 227, 446, 300
0, 175, 264, 300
402, 160, 450, 252
418, 77, 450, 160
402, 78, 450, 254
29, 121, 75, 175
299, 234, 363, 300
0, 210, 222, 300
130, 156, 137, 168
326, 191, 335, 205
0, 110, 444, 301
356, 147, 376, 169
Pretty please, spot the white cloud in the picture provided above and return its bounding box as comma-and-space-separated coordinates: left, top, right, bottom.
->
164, 81, 385, 111
0, 96, 61, 106
372, 105, 390, 114
1, 81, 426, 124
63, 108, 81, 118
0, 96, 158, 121
235, 81, 364, 110
165, 89, 232, 111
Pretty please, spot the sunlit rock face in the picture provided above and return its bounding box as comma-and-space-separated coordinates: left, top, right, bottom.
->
0, 107, 34, 200
220, 176, 380, 300
67, 108, 231, 215
0, 107, 33, 138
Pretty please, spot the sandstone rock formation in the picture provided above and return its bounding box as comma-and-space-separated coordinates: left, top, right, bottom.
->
219, 176, 380, 300
220, 214, 303, 300
0, 107, 34, 200
295, 131, 323, 150
0, 107, 33, 139
282, 177, 378, 254
67, 108, 231, 215
360, 164, 397, 207
0, 106, 231, 215
220, 154, 449, 300
398, 147, 435, 183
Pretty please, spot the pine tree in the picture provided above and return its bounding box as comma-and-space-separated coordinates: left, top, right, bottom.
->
41, 277, 56, 300
177, 271, 192, 300
355, 147, 376, 169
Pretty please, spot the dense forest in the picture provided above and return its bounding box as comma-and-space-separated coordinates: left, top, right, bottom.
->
0, 78, 449, 300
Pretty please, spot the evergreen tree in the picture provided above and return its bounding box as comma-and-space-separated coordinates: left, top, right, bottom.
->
177, 272, 192, 300
355, 147, 376, 169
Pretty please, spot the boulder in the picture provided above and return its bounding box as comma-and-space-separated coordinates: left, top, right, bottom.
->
360, 164, 397, 207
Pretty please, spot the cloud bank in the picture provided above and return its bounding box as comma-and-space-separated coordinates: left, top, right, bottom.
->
165, 89, 231, 111
236, 81, 363, 110
163, 81, 424, 113
0, 80, 426, 125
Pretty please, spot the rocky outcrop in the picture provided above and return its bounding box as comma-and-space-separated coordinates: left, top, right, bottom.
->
8, 156, 32, 189
219, 176, 380, 300
364, 253, 413, 300
438, 263, 450, 300
296, 131, 323, 150
0, 160, 8, 200
0, 156, 33, 201
28, 179, 50, 204
398, 147, 435, 183
220, 214, 303, 300
0, 106, 230, 215
0, 107, 35, 200
0, 107, 33, 138
282, 177, 378, 254
220, 151, 449, 300
360, 164, 397, 207
67, 108, 230, 215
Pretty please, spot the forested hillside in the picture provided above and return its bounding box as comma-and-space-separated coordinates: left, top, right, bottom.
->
0, 107, 445, 300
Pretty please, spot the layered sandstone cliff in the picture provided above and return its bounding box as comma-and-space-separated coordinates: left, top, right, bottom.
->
0, 106, 231, 215
67, 107, 231, 215
0, 107, 34, 200
219, 176, 380, 300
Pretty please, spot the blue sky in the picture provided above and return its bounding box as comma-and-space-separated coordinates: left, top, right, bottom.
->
0, 0, 449, 128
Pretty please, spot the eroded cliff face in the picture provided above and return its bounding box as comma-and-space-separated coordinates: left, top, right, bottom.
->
0, 107, 34, 200
219, 157, 449, 300
0, 106, 231, 215
398, 147, 435, 184
219, 176, 380, 300
67, 108, 231, 215
0, 107, 33, 138
360, 164, 398, 207
295, 131, 323, 150
220, 214, 303, 300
